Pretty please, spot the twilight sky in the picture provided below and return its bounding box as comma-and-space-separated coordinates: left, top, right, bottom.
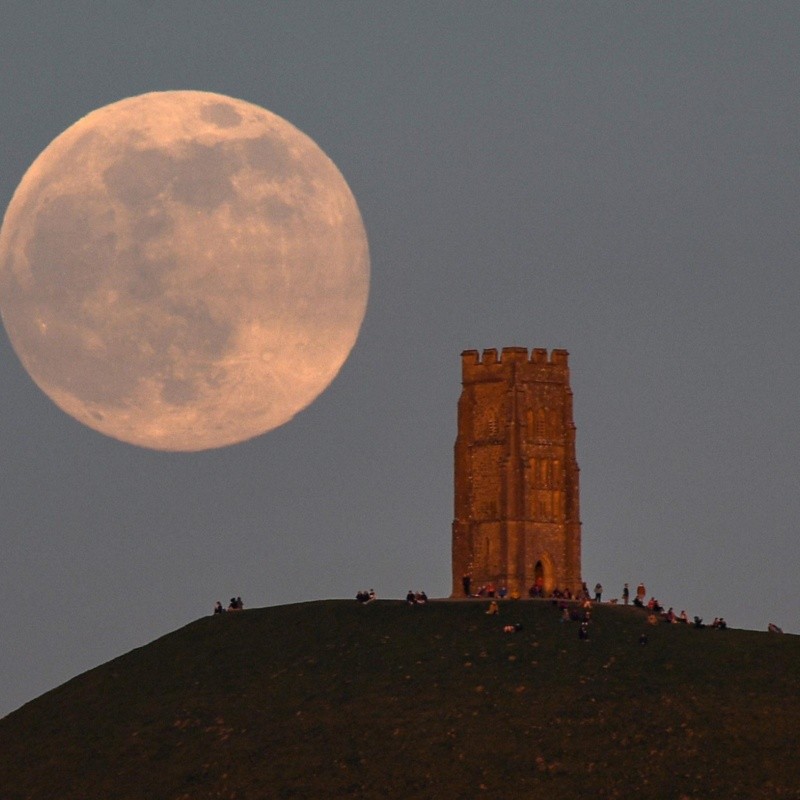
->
1, 3, 798, 718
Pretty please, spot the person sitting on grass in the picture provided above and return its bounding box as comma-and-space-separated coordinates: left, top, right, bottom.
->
647, 597, 663, 613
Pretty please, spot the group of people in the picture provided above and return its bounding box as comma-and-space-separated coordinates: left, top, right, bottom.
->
208, 581, 744, 633
528, 581, 602, 602
462, 574, 518, 600
461, 576, 508, 599
614, 582, 733, 631
619, 582, 729, 630
213, 596, 244, 614
556, 598, 594, 639
480, 576, 733, 638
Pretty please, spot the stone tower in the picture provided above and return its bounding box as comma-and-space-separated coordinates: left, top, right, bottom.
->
451, 347, 581, 597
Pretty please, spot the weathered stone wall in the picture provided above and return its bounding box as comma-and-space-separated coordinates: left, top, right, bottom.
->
452, 347, 582, 597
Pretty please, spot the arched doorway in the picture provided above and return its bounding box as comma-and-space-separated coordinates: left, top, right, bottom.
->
532, 554, 554, 595
532, 560, 546, 597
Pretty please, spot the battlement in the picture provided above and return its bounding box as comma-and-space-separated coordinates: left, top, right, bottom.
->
461, 347, 569, 372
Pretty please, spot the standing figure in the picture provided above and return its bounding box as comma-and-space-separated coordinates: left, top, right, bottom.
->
594, 583, 603, 602
622, 583, 630, 605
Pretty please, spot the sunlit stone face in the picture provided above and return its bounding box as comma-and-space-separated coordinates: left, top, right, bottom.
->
0, 91, 370, 450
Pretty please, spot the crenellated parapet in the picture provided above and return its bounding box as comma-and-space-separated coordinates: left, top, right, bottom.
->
461, 347, 570, 385
461, 347, 569, 366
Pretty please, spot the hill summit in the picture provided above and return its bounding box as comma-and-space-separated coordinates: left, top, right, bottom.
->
1, 599, 798, 799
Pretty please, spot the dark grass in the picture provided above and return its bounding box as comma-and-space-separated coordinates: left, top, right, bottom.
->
1, 599, 799, 799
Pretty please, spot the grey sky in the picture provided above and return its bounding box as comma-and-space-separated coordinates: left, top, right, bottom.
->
1, 3, 798, 717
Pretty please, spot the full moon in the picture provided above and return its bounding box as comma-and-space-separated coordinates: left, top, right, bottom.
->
0, 91, 369, 451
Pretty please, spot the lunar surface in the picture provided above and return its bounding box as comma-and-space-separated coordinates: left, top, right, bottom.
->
0, 91, 369, 450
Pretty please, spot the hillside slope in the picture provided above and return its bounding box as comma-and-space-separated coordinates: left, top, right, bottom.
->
1, 600, 798, 799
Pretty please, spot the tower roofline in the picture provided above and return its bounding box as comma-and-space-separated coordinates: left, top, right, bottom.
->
461, 347, 569, 369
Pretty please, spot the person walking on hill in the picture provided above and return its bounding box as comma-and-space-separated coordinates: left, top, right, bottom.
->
622, 583, 629, 605
594, 583, 603, 602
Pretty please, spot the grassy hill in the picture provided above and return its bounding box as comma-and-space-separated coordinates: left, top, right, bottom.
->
1, 599, 798, 799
